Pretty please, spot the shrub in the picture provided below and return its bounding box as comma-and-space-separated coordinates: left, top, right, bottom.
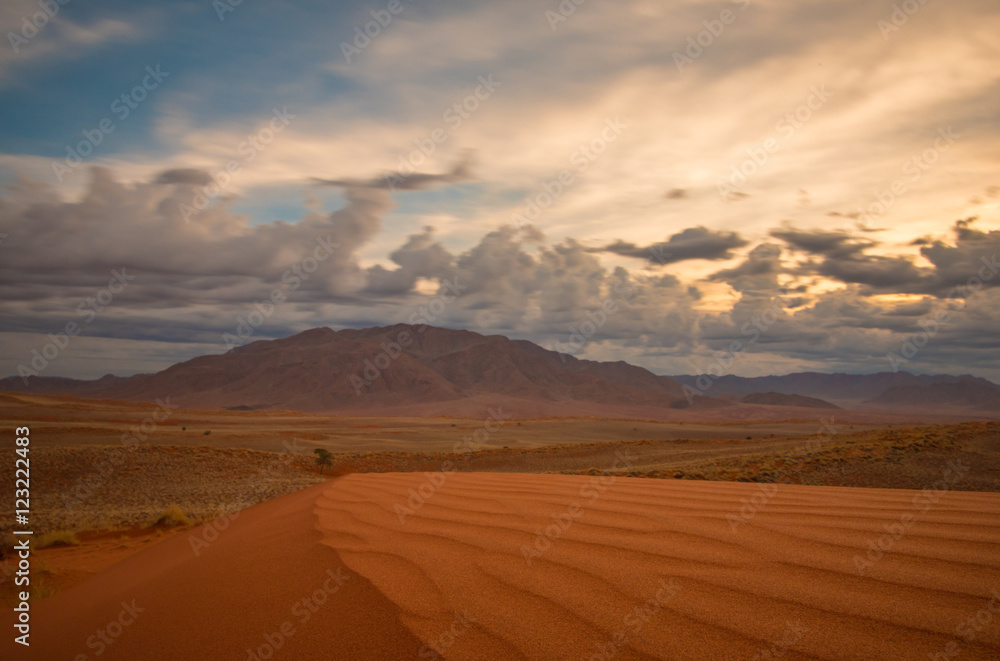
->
153, 504, 191, 527
37, 530, 81, 549
314, 448, 333, 474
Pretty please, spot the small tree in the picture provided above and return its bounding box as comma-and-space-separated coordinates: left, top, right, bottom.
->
314, 448, 333, 475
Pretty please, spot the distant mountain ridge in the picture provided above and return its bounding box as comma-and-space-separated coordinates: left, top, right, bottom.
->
740, 392, 841, 410
864, 381, 1000, 410
3, 326, 997, 417
668, 371, 999, 404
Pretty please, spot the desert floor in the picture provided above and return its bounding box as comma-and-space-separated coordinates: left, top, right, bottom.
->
2, 473, 998, 660
1, 394, 999, 659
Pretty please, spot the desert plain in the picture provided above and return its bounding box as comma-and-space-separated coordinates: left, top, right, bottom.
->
1, 390, 999, 660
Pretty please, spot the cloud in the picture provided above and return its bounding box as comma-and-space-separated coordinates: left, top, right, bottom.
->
772, 221, 1000, 296
0, 167, 393, 341
0, 5, 140, 86
592, 226, 748, 265
710, 243, 784, 292
154, 168, 214, 186
769, 227, 872, 259
311, 151, 475, 191
365, 226, 454, 295
771, 226, 927, 291
817, 253, 932, 292
1, 163, 998, 383
918, 217, 1000, 294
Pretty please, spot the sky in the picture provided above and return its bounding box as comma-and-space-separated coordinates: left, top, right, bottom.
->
1, 0, 999, 382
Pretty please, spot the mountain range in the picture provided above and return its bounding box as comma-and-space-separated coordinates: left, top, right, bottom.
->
3, 325, 997, 418
668, 371, 1000, 407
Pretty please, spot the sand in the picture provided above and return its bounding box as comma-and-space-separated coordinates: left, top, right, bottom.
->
8, 473, 1000, 660
16, 482, 423, 660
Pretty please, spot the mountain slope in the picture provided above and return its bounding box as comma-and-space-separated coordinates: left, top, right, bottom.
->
2, 325, 690, 415
864, 380, 1000, 410
740, 392, 841, 410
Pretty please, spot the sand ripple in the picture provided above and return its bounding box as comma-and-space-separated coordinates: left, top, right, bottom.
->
316, 472, 1000, 660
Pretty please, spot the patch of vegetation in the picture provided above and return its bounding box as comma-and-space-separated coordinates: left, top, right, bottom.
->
314, 448, 333, 474
153, 504, 192, 527
37, 530, 81, 549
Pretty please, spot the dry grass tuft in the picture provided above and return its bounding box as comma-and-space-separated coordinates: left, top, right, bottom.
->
36, 530, 81, 549
152, 504, 192, 528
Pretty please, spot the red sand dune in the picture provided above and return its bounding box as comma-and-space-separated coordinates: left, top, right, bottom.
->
10, 474, 1000, 660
